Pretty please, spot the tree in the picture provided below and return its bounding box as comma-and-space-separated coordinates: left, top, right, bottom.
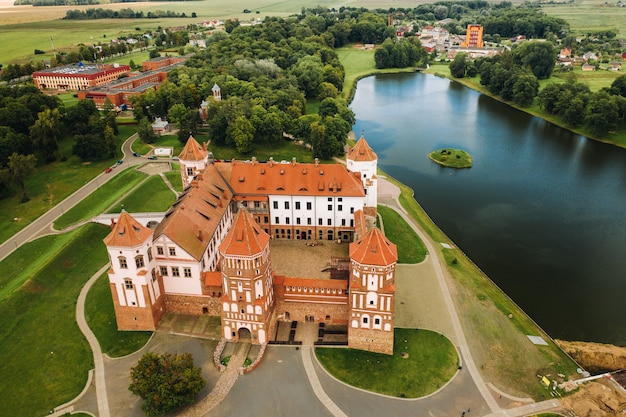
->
30, 108, 64, 161
149, 49, 160, 59
511, 74, 539, 107
228, 116, 255, 154
137, 117, 156, 144
7, 152, 37, 203
512, 41, 556, 79
291, 56, 324, 98
585, 92, 618, 136
450, 53, 469, 78
129, 352, 205, 417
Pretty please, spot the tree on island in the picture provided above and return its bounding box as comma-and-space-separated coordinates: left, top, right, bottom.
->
129, 351, 205, 417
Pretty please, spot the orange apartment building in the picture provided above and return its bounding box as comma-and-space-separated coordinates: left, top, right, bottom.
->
460, 24, 484, 48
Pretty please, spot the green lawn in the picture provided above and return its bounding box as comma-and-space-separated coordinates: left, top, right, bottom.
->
377, 205, 426, 264
208, 137, 318, 163
543, 0, 626, 34
0, 223, 110, 417
164, 171, 183, 193
316, 329, 458, 397
132, 133, 185, 156
53, 168, 147, 230
106, 174, 177, 214
85, 272, 152, 358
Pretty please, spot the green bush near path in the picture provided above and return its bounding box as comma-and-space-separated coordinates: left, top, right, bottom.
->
85, 272, 152, 358
54, 168, 147, 230
107, 174, 176, 214
0, 223, 110, 417
377, 205, 426, 264
316, 328, 458, 398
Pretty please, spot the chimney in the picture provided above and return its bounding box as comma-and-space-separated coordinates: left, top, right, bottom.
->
314, 158, 319, 167
251, 156, 256, 166
203, 141, 208, 151
269, 157, 274, 168
291, 157, 296, 167
197, 229, 203, 242
110, 218, 116, 227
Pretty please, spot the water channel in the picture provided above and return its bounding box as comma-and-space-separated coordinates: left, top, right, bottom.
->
351, 73, 626, 346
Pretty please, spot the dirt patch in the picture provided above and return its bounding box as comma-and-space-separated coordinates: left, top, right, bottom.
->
556, 340, 626, 373
269, 240, 349, 280
561, 379, 626, 417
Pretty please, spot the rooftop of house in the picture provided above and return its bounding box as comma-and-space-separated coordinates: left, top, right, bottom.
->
347, 136, 377, 162
103, 211, 152, 247
350, 227, 397, 267
219, 208, 269, 257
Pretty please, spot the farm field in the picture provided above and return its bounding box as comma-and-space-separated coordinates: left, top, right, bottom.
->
542, 0, 626, 35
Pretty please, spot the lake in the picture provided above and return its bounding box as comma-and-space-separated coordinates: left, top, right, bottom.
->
351, 73, 626, 346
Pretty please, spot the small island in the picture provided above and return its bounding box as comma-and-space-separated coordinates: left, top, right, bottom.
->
428, 149, 473, 169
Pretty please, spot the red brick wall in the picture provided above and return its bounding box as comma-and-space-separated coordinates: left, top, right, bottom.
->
348, 327, 394, 355
275, 300, 348, 324
111, 283, 165, 331
165, 293, 220, 316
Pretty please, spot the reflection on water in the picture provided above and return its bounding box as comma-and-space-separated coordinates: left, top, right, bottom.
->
352, 73, 626, 345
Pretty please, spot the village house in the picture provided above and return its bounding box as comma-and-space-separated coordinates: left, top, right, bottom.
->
103, 137, 397, 354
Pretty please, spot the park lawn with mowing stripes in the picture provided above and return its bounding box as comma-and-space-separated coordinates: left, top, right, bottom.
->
53, 168, 147, 230
85, 272, 152, 358
316, 329, 458, 398
164, 170, 184, 193
106, 174, 176, 214
377, 205, 426, 264
0, 223, 110, 417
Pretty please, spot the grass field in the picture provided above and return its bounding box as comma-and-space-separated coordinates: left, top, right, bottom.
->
164, 170, 183, 192
106, 174, 176, 213
53, 167, 147, 230
316, 328, 458, 398
543, 0, 626, 35
377, 205, 426, 264
0, 223, 110, 417
85, 272, 152, 358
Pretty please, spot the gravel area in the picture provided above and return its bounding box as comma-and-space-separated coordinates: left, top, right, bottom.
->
269, 240, 349, 280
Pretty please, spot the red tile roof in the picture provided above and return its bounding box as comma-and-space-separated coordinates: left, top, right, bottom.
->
153, 163, 233, 260
103, 211, 152, 247
219, 208, 269, 256
347, 136, 377, 162
350, 227, 397, 266
178, 135, 208, 161
203, 271, 222, 287
226, 160, 364, 197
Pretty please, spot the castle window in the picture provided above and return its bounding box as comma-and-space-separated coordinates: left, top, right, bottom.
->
151, 268, 157, 281
350, 207, 354, 214
135, 255, 145, 268
275, 217, 279, 224
273, 201, 278, 209
147, 248, 153, 261
157, 246, 164, 255
187, 167, 193, 176
327, 219, 332, 226
350, 219, 354, 227
295, 202, 300, 210
286, 218, 290, 225
169, 247, 176, 256
362, 316, 368, 324
307, 218, 312, 225
124, 278, 133, 289
296, 218, 301, 225
318, 218, 322, 226
341, 219, 346, 226
375, 318, 380, 325
160, 266, 168, 276
328, 197, 332, 202
338, 205, 342, 211
171, 267, 180, 277
118, 257, 128, 269
183, 268, 192, 277
306, 202, 312, 210
284, 201, 289, 209
328, 204, 332, 211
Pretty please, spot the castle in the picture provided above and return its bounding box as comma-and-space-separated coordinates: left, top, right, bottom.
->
103, 136, 397, 354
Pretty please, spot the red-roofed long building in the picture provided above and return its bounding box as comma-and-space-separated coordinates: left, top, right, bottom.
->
103, 136, 397, 354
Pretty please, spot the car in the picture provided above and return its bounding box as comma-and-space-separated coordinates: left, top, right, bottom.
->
172, 156, 179, 161
116, 159, 123, 165
105, 167, 113, 173
147, 156, 157, 160
132, 152, 140, 157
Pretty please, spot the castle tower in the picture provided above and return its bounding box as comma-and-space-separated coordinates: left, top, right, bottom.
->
103, 211, 165, 331
212, 83, 222, 101
346, 136, 378, 216
219, 208, 275, 344
178, 135, 209, 188
348, 227, 397, 354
